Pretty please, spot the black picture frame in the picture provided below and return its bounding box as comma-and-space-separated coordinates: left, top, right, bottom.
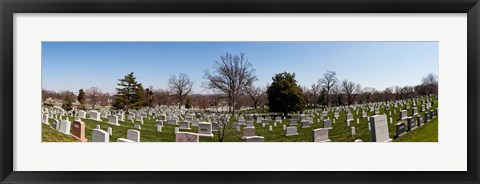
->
1, 0, 479, 183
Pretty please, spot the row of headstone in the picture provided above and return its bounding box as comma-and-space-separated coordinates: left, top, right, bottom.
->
394, 108, 438, 139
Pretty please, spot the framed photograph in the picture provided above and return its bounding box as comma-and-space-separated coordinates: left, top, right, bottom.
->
1, 0, 479, 183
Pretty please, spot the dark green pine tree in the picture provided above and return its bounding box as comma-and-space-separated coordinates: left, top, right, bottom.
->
77, 89, 86, 110
133, 84, 146, 109
113, 72, 143, 110
144, 88, 154, 107
185, 96, 192, 109
267, 72, 306, 116
77, 89, 85, 104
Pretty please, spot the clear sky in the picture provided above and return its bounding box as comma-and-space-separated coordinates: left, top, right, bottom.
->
42, 42, 438, 94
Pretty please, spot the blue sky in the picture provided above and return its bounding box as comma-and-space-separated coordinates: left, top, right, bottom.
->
42, 42, 438, 94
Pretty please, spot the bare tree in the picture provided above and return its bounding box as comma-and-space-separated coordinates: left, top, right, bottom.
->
331, 85, 342, 106
203, 52, 257, 115
318, 71, 338, 107
99, 93, 111, 107
301, 85, 311, 106
402, 86, 416, 99
421, 73, 438, 94
341, 80, 361, 105
394, 86, 402, 95
361, 87, 376, 103
383, 87, 394, 101
422, 73, 438, 85
168, 73, 193, 109
153, 88, 171, 106
86, 87, 102, 109
42, 89, 61, 103
191, 94, 211, 110
245, 85, 265, 109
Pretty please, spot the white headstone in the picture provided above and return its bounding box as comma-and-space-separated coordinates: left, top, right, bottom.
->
289, 119, 298, 126
370, 115, 392, 142
285, 126, 298, 136
135, 115, 143, 122
241, 127, 256, 139
399, 110, 407, 120
127, 129, 140, 142
89, 111, 101, 121
323, 119, 332, 129
192, 120, 199, 127
313, 128, 330, 142
179, 121, 191, 130
78, 110, 86, 119
346, 113, 354, 121
198, 122, 213, 137
168, 118, 178, 125
107, 127, 112, 135
92, 129, 109, 142
127, 114, 135, 120
108, 115, 120, 126
301, 120, 310, 128
42, 113, 49, 125
116, 114, 125, 121
59, 120, 71, 134
246, 121, 255, 128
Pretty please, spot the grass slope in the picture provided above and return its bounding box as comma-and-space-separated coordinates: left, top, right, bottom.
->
42, 97, 438, 142
42, 124, 76, 142
394, 117, 438, 142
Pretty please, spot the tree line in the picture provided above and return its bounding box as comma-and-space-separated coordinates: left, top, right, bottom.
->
267, 71, 437, 116
42, 52, 438, 115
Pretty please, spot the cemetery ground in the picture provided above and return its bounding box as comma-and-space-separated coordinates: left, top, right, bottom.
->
393, 117, 437, 142
42, 97, 438, 142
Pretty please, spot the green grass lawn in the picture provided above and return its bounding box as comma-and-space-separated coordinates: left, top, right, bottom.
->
42, 124, 77, 142
42, 97, 438, 142
394, 117, 438, 142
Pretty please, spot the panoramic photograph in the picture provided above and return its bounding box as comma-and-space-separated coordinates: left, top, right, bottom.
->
41, 42, 438, 142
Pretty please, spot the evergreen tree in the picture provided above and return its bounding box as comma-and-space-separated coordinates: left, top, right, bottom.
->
267, 72, 306, 116
77, 89, 86, 110
113, 72, 143, 110
77, 89, 85, 104
185, 96, 192, 109
134, 84, 146, 108
62, 91, 75, 111
144, 88, 154, 107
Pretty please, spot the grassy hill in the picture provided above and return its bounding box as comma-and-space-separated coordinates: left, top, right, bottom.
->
42, 99, 438, 142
